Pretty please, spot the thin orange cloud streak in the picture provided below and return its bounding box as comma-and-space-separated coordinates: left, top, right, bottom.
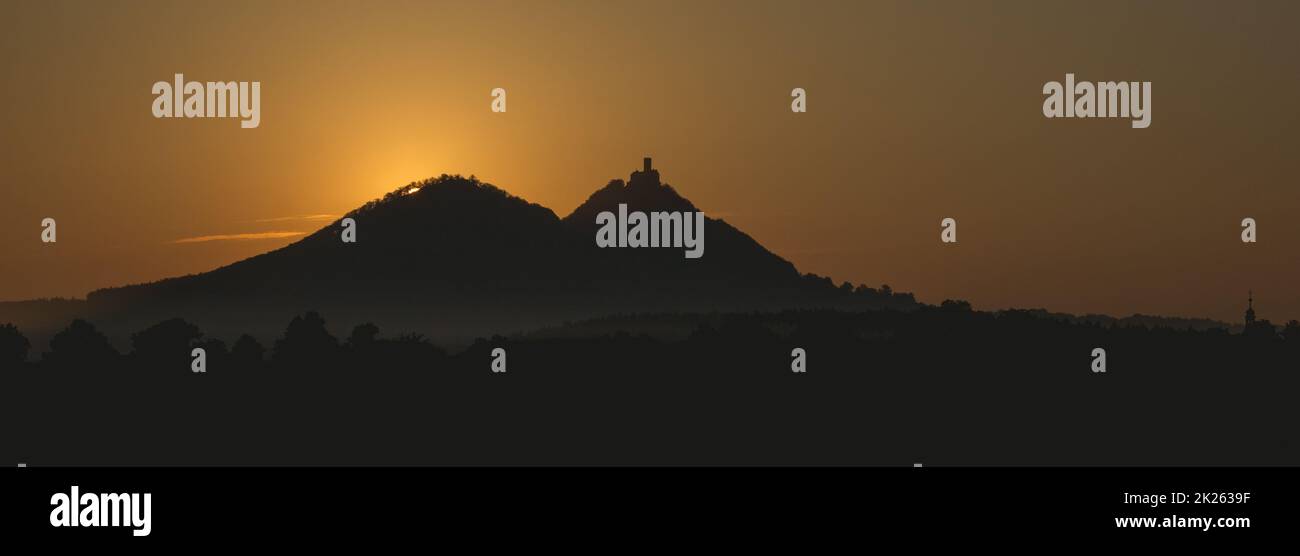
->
250, 214, 337, 223
171, 231, 306, 244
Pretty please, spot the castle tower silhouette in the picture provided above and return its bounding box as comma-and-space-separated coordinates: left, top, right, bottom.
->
629, 156, 661, 188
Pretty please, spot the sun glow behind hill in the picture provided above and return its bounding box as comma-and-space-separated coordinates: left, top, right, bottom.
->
1, 1, 1298, 322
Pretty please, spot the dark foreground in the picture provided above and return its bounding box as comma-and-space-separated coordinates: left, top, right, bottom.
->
3, 308, 1297, 466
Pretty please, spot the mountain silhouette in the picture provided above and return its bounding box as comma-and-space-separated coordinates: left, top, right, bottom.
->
561, 158, 804, 290
7, 159, 912, 349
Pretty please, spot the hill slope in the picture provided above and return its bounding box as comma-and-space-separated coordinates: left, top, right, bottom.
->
6, 161, 912, 347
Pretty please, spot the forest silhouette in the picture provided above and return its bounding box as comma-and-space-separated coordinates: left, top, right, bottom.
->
3, 304, 1298, 465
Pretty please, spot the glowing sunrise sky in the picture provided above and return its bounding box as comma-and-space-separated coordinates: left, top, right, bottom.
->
2, 0, 1298, 324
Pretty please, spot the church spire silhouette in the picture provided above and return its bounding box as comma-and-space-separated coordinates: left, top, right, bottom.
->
1246, 290, 1256, 326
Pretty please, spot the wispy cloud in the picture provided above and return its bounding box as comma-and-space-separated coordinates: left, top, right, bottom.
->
171, 231, 307, 244
250, 214, 336, 223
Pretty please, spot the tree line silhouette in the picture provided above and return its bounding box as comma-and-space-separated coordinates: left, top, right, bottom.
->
0, 312, 450, 374
3, 306, 1299, 465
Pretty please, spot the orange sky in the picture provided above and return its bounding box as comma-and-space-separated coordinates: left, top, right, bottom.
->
2, 0, 1298, 324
